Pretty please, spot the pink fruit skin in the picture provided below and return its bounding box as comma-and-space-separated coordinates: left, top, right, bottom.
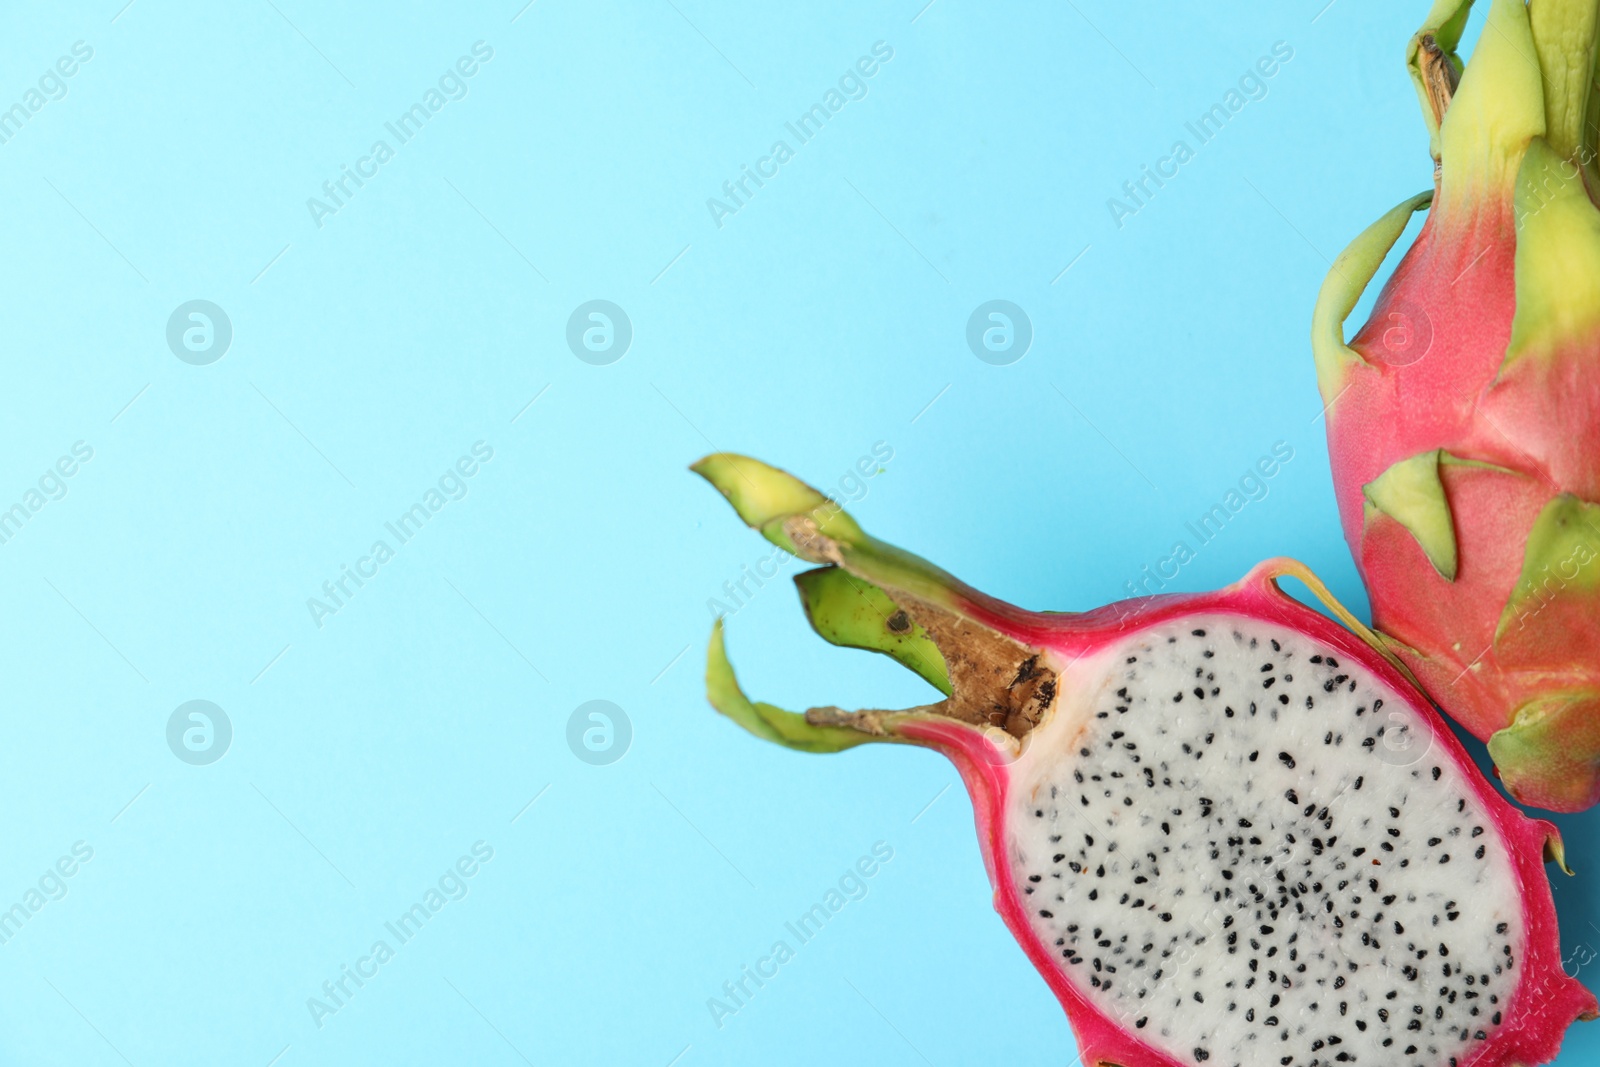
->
902, 561, 1595, 1067
1329, 193, 1600, 812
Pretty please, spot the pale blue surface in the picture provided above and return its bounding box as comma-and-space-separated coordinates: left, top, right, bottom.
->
1, 1, 1596, 1065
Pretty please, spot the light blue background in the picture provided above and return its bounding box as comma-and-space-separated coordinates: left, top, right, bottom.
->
1, 1, 1595, 1064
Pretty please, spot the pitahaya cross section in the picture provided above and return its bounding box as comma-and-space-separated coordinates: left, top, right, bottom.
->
695, 453, 1596, 1067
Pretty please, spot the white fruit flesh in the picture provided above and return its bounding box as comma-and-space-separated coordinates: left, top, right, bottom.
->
1008, 616, 1524, 1067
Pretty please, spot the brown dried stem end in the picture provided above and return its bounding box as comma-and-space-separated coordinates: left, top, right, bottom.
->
797, 578, 1059, 741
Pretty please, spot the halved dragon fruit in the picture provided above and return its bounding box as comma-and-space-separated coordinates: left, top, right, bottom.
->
696, 453, 1595, 1067
1312, 0, 1600, 810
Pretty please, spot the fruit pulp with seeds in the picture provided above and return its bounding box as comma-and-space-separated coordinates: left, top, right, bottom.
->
1009, 617, 1520, 1066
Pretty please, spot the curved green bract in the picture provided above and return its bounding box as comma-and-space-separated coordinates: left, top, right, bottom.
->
1436, 0, 1546, 211
795, 567, 953, 696
1362, 449, 1459, 580
1489, 688, 1600, 815
1495, 494, 1600, 640
1310, 191, 1432, 401
693, 452, 968, 613
1529, 0, 1600, 162
691, 453, 865, 558
705, 621, 884, 753
1505, 137, 1600, 365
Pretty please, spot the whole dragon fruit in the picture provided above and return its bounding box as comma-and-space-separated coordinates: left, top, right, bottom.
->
696, 453, 1595, 1067
1311, 0, 1600, 810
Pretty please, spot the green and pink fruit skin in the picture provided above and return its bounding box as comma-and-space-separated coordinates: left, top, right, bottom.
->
1313, 0, 1600, 810
696, 453, 1596, 1067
